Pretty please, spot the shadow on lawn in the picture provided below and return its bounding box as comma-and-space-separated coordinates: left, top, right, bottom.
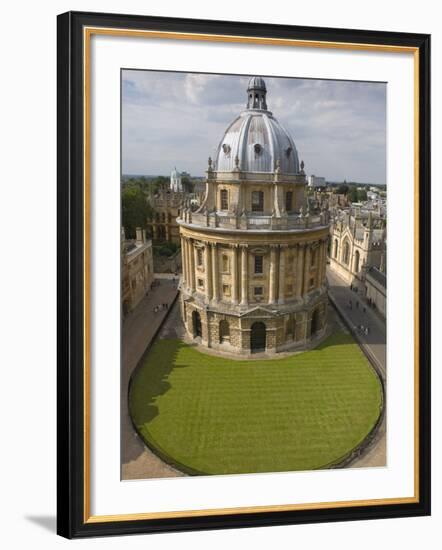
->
129, 339, 188, 426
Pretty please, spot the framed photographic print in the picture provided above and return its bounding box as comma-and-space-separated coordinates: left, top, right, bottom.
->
57, 11, 431, 538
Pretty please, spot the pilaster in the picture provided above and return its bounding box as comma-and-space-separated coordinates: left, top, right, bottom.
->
240, 244, 248, 305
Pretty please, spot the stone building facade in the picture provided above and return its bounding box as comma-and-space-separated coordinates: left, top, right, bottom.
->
147, 189, 185, 244
365, 266, 386, 318
122, 227, 154, 316
178, 77, 330, 355
329, 207, 386, 289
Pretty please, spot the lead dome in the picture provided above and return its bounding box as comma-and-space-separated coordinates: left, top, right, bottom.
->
215, 76, 300, 175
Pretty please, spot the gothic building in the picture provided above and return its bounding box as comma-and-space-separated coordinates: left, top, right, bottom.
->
147, 188, 185, 244
329, 207, 386, 289
178, 77, 330, 355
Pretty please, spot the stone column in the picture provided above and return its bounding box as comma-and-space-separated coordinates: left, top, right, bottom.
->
316, 241, 323, 288
231, 244, 238, 304
269, 245, 277, 304
240, 244, 248, 305
211, 243, 219, 302
278, 245, 286, 304
296, 244, 304, 298
204, 242, 212, 302
322, 239, 328, 283
318, 241, 327, 292
181, 238, 187, 286
189, 240, 196, 292
303, 244, 312, 294
185, 238, 192, 291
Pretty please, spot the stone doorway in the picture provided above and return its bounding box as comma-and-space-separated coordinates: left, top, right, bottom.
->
310, 308, 320, 337
192, 310, 202, 338
219, 320, 230, 344
250, 321, 266, 353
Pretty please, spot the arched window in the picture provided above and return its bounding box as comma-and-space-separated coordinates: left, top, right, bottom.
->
334, 239, 338, 258
192, 310, 202, 338
158, 225, 166, 240
354, 250, 360, 273
220, 189, 228, 210
286, 317, 295, 340
311, 308, 320, 337
342, 240, 350, 265
311, 249, 316, 267
285, 191, 293, 212
251, 191, 264, 212
197, 248, 203, 267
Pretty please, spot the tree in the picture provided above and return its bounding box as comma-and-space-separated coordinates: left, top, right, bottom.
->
336, 184, 349, 195
122, 187, 151, 238
151, 176, 169, 194
347, 187, 359, 203
181, 176, 194, 193
357, 189, 368, 202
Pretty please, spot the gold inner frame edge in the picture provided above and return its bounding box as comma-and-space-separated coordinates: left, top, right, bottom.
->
82, 26, 420, 524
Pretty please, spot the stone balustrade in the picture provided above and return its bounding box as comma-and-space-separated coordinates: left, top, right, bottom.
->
182, 211, 328, 231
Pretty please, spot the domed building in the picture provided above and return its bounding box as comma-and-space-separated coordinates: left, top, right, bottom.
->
178, 77, 330, 354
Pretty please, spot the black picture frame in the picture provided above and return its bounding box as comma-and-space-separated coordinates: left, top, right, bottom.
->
57, 10, 431, 539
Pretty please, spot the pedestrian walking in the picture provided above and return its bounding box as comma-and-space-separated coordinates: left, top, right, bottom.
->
363, 306, 366, 313
356, 301, 359, 309
365, 326, 369, 335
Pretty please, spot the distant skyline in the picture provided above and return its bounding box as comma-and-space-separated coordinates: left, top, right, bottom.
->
122, 70, 386, 185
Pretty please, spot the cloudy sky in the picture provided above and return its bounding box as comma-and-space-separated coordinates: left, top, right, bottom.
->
122, 70, 386, 184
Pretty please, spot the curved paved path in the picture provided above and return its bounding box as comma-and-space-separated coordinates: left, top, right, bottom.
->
121, 279, 184, 480
326, 268, 386, 469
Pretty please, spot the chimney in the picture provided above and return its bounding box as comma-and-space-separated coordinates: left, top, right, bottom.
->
135, 227, 144, 244
380, 252, 386, 273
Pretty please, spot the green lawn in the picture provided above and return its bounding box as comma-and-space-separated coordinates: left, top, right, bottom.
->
129, 332, 383, 475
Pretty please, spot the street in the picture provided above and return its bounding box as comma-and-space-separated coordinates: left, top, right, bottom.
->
327, 267, 386, 379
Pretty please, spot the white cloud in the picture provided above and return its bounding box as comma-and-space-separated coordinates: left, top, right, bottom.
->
122, 70, 386, 184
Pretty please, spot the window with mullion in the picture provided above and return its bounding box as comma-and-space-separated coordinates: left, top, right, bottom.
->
251, 191, 264, 212
254, 255, 263, 274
